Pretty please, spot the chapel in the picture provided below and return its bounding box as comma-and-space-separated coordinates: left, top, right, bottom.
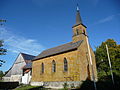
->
31, 5, 97, 88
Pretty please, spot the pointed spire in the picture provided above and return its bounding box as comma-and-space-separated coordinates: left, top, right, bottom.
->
76, 4, 82, 25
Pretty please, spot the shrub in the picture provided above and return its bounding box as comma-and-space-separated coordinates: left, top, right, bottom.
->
63, 82, 68, 89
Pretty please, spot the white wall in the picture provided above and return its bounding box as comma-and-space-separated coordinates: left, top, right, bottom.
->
22, 71, 31, 84
2, 75, 22, 83
10, 75, 22, 83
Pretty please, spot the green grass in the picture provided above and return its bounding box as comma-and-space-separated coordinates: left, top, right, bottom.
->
59, 88, 69, 90
14, 85, 68, 90
0, 80, 3, 82
14, 85, 44, 90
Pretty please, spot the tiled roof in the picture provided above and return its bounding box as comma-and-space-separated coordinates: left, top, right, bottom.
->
34, 40, 83, 60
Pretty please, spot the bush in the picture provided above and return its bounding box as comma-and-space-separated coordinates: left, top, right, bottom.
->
63, 82, 68, 89
0, 82, 19, 89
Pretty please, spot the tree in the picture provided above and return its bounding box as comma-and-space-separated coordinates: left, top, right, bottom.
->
0, 40, 7, 67
0, 19, 6, 26
95, 39, 120, 78
0, 70, 4, 80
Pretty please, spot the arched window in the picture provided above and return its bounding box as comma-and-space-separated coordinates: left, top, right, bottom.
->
41, 63, 44, 73
52, 60, 56, 72
64, 58, 68, 72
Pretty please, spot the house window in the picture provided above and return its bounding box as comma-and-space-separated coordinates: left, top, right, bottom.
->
64, 58, 68, 72
41, 63, 44, 74
52, 60, 56, 72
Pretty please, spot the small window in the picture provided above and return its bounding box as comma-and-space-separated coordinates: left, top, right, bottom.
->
82, 29, 85, 35
52, 60, 56, 72
41, 63, 44, 74
76, 29, 79, 35
64, 58, 68, 72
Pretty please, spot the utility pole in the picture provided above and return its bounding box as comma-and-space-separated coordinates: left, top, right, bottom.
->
106, 44, 114, 85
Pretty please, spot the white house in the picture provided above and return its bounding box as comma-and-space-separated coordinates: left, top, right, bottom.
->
3, 53, 35, 83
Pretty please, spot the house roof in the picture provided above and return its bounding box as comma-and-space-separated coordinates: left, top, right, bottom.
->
23, 62, 32, 69
21, 53, 35, 60
34, 40, 83, 60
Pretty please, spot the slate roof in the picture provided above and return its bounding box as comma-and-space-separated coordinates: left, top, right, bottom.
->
23, 62, 32, 69
72, 4, 87, 28
21, 53, 35, 60
34, 40, 83, 60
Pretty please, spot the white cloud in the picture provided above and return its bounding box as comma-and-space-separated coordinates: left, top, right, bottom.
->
93, 13, 120, 25
0, 27, 45, 55
97, 15, 114, 24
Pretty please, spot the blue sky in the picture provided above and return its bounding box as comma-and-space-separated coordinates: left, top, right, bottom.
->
0, 0, 120, 72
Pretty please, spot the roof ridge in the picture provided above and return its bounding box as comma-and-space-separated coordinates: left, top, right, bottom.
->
20, 52, 35, 57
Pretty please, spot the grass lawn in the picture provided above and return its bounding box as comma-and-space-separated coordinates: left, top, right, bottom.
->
14, 85, 45, 90
0, 79, 3, 82
14, 85, 68, 90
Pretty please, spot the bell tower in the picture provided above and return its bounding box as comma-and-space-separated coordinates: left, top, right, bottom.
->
72, 5, 87, 43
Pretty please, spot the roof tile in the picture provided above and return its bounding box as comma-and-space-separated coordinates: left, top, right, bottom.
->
34, 40, 83, 60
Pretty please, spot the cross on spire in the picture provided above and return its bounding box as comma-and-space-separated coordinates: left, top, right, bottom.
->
77, 4, 79, 11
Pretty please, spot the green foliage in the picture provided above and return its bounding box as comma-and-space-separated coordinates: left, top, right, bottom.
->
15, 85, 45, 90
0, 40, 7, 67
95, 39, 120, 78
79, 74, 120, 90
63, 82, 68, 89
0, 70, 4, 77
80, 79, 95, 90
0, 70, 4, 81
70, 83, 75, 89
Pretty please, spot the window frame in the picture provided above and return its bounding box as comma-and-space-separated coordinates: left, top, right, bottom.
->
64, 58, 68, 72
52, 60, 56, 72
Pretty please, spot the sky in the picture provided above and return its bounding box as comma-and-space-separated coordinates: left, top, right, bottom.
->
0, 0, 120, 72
